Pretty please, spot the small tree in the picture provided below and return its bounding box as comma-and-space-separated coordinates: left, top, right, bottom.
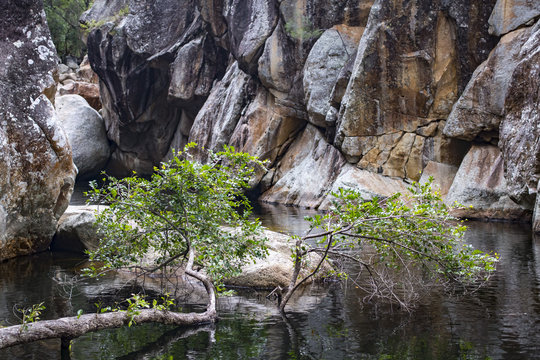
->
0, 144, 268, 349
87, 143, 268, 295
275, 180, 499, 312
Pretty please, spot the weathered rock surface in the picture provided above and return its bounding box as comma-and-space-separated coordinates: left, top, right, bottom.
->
303, 25, 362, 127
444, 26, 534, 143
319, 165, 408, 209
336, 0, 497, 179
488, 0, 540, 36
55, 95, 111, 179
57, 81, 101, 111
0, 0, 77, 261
419, 161, 458, 198
81, 0, 540, 229
259, 125, 346, 208
187, 62, 255, 158
499, 21, 540, 208
52, 206, 100, 253
445, 145, 529, 221
84, 0, 228, 175
225, 228, 329, 288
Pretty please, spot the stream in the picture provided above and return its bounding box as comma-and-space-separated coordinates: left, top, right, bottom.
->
1, 194, 539, 359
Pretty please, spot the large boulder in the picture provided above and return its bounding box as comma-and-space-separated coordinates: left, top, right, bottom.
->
499, 21, 540, 208
488, 0, 540, 36
52, 206, 100, 253
55, 95, 111, 179
444, 26, 534, 143
259, 125, 346, 208
445, 145, 529, 221
225, 229, 330, 288
0, 0, 77, 261
303, 25, 363, 128
336, 0, 497, 180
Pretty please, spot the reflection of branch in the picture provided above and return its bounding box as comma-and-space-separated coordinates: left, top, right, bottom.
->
116, 324, 215, 360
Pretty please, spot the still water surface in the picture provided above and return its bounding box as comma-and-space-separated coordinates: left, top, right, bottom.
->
0, 202, 539, 359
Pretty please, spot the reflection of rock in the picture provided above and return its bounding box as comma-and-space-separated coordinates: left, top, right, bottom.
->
55, 95, 111, 179
0, 0, 77, 261
445, 145, 529, 221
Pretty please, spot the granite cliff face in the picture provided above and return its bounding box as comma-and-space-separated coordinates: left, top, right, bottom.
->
81, 0, 540, 228
0, 0, 77, 261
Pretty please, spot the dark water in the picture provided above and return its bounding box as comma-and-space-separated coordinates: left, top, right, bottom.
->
1, 204, 539, 359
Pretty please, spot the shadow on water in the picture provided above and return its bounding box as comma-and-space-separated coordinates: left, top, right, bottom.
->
1, 204, 540, 359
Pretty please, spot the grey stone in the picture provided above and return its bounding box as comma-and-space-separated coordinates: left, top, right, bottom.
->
488, 0, 540, 36
499, 21, 540, 208
445, 145, 529, 221
0, 0, 77, 261
55, 95, 110, 179
52, 207, 100, 253
303, 26, 361, 127
260, 125, 346, 209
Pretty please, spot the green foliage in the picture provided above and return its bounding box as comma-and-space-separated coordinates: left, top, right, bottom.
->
288, 178, 498, 309
79, 5, 130, 35
17, 302, 45, 333
43, 0, 91, 60
87, 144, 268, 291
284, 16, 323, 41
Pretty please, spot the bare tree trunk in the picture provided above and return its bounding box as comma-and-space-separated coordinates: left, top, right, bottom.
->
0, 309, 216, 349
0, 249, 217, 349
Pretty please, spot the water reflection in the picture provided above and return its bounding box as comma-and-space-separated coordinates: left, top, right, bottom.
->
1, 211, 539, 359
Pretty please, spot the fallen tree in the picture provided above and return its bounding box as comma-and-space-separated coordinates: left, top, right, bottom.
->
0, 248, 216, 349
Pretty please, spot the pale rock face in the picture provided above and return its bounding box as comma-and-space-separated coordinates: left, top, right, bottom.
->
303, 25, 363, 127
187, 62, 255, 158
52, 207, 100, 253
319, 165, 408, 209
445, 145, 529, 221
55, 95, 111, 179
259, 125, 346, 208
444, 26, 534, 143
499, 21, 540, 208
488, 0, 540, 36
0, 0, 77, 260
225, 229, 329, 288
419, 161, 458, 198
